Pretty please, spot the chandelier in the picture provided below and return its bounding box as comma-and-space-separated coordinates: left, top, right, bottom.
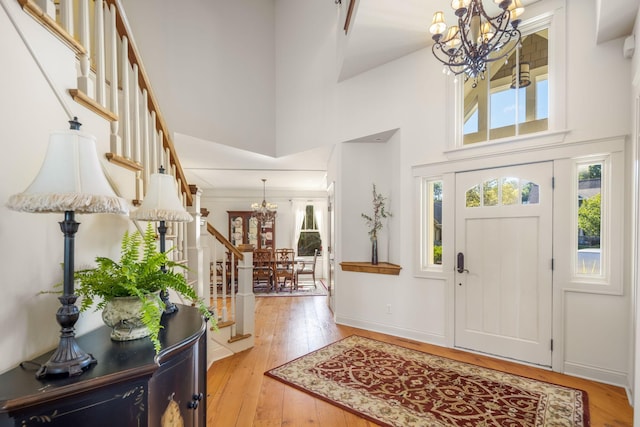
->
251, 178, 277, 222
429, 0, 525, 86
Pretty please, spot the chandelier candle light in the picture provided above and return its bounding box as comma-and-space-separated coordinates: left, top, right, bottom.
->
6, 118, 129, 379
429, 0, 525, 86
251, 178, 277, 223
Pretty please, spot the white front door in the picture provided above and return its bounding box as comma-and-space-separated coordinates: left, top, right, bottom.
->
455, 162, 553, 367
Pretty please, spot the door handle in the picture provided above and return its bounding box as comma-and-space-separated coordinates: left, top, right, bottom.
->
457, 252, 469, 274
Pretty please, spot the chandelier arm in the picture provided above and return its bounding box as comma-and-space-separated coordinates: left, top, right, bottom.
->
431, 44, 471, 75
430, 0, 521, 80
483, 30, 521, 64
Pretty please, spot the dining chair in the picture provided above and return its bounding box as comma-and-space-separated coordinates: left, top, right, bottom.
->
253, 248, 274, 292
274, 248, 295, 292
295, 248, 318, 289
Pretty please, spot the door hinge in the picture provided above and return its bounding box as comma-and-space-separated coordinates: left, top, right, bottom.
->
552, 176, 555, 189
551, 258, 554, 270
550, 339, 554, 351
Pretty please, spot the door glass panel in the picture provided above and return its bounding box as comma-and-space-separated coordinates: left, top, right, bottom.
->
466, 185, 481, 208
501, 177, 519, 205
483, 179, 498, 206
521, 181, 539, 204
467, 178, 540, 207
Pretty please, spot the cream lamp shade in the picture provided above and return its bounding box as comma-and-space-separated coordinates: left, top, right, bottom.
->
7, 129, 128, 214
5, 120, 127, 379
130, 172, 193, 223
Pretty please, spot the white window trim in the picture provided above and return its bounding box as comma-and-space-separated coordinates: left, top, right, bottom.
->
572, 157, 607, 282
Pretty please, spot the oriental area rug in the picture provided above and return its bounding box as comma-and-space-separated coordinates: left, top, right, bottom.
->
265, 335, 589, 427
254, 280, 328, 297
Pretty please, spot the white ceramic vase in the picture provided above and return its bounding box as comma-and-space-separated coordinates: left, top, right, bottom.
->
102, 292, 161, 341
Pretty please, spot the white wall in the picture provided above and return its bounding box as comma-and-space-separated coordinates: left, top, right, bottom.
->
1, 0, 636, 395
275, 0, 339, 157
0, 0, 135, 373
316, 0, 634, 386
120, 0, 276, 156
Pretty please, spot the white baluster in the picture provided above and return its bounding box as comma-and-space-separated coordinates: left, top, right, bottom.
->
151, 111, 158, 173
157, 131, 164, 169
77, 0, 91, 94
132, 64, 141, 164
94, 0, 106, 105
59, 0, 73, 35
141, 89, 150, 189
230, 251, 236, 336
222, 252, 228, 323
35, 0, 55, 20
108, 3, 120, 155
121, 36, 131, 159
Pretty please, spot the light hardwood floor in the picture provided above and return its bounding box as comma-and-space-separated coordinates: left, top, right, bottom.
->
206, 296, 633, 426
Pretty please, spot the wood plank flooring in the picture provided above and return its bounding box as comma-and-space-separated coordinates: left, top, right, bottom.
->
206, 296, 633, 426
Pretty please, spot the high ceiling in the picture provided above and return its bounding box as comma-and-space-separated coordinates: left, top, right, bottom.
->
176, 0, 638, 194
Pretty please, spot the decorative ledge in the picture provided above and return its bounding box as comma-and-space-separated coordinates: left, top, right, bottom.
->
69, 89, 118, 122
105, 153, 143, 172
340, 262, 401, 275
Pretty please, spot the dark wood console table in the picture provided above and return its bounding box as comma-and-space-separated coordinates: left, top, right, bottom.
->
0, 304, 207, 427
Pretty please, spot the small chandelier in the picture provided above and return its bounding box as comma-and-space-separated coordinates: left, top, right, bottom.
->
251, 178, 277, 222
429, 0, 525, 86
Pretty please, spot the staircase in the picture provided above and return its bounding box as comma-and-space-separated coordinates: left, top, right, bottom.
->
6, 0, 254, 367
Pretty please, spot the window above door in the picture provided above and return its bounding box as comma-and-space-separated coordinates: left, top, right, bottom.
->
449, 8, 566, 153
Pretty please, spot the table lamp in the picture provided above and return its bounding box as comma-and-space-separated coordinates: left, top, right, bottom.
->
6, 118, 128, 378
129, 166, 193, 314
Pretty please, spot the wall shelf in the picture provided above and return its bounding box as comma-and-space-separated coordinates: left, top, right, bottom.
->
340, 262, 401, 275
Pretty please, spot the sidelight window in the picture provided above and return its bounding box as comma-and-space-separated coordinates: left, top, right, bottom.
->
422, 179, 443, 268
575, 162, 603, 277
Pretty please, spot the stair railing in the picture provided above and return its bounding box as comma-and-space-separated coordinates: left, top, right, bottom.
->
16, 0, 191, 260
205, 222, 244, 336
16, 0, 255, 350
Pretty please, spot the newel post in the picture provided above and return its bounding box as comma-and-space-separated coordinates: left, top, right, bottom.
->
235, 246, 255, 337
187, 185, 204, 299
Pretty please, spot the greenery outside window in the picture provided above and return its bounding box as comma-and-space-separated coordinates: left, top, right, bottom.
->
422, 179, 443, 268
297, 205, 322, 256
576, 161, 603, 277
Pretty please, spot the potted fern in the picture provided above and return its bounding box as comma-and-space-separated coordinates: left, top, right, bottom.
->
74, 222, 212, 352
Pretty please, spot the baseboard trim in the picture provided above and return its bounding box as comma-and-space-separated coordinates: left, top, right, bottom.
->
563, 360, 628, 389
334, 315, 446, 347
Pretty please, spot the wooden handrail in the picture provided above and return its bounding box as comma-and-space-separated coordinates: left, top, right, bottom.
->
206, 222, 244, 261
18, 0, 192, 206
17, 0, 87, 54
106, 0, 192, 206
344, 0, 355, 34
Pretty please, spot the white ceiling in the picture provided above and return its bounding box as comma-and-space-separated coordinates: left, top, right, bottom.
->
176, 0, 638, 193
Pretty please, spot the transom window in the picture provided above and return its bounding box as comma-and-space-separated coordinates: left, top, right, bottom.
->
462, 27, 549, 145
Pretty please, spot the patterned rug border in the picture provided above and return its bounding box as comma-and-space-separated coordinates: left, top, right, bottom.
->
264, 335, 590, 427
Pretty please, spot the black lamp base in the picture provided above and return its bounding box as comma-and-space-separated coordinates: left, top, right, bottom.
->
35, 294, 97, 379
160, 289, 179, 315
35, 338, 97, 379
